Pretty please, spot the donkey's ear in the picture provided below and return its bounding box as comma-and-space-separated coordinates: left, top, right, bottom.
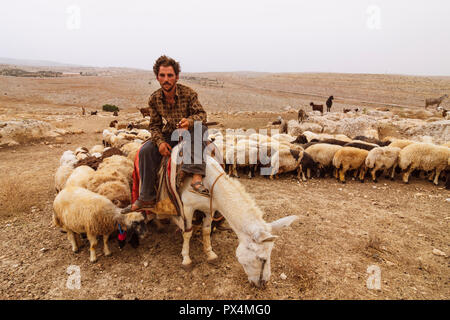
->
269, 215, 299, 233
253, 230, 278, 243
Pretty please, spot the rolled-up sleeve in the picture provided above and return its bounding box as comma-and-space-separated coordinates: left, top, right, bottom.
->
148, 96, 165, 147
187, 92, 207, 129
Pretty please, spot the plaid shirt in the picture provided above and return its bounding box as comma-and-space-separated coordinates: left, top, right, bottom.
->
148, 83, 207, 147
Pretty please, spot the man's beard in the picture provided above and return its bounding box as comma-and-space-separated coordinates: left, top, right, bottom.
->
162, 82, 176, 93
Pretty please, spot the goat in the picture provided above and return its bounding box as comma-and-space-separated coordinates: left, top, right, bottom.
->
310, 102, 323, 114
298, 109, 307, 122
138, 107, 151, 118
343, 108, 351, 113
90, 111, 98, 116
326, 96, 334, 112
425, 94, 448, 109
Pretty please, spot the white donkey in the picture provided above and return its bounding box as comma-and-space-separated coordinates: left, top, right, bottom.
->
151, 144, 299, 288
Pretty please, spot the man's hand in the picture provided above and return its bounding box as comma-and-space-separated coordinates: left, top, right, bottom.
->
158, 142, 172, 157
177, 118, 190, 130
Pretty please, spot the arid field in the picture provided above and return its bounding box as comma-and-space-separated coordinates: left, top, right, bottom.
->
0, 67, 449, 299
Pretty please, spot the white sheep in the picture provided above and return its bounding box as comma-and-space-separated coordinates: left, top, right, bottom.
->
65, 165, 95, 189
59, 150, 77, 167
54, 165, 74, 193
365, 146, 401, 182
53, 186, 146, 262
89, 144, 104, 155
398, 143, 450, 185
120, 141, 142, 161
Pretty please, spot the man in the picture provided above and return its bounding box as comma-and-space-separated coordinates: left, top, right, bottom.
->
128, 55, 210, 212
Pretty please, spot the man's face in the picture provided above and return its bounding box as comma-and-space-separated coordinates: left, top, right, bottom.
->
157, 65, 179, 93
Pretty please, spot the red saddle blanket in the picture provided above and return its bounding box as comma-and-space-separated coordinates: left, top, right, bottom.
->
131, 146, 181, 216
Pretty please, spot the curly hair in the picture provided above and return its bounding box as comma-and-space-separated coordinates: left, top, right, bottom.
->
153, 55, 181, 76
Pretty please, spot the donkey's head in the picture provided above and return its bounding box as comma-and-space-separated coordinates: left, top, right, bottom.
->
236, 215, 299, 288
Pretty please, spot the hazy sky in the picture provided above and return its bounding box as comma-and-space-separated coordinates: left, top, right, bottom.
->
0, 0, 449, 75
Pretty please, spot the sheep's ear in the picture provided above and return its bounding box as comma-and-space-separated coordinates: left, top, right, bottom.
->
269, 215, 299, 233
253, 230, 278, 243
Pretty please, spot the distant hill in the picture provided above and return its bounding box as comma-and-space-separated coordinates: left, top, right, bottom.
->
0, 57, 85, 68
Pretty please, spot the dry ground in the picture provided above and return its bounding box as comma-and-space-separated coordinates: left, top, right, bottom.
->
0, 70, 449, 300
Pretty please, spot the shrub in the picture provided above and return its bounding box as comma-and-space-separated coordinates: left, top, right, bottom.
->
102, 104, 120, 112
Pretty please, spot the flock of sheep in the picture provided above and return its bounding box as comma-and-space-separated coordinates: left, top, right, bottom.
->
53, 126, 152, 262
209, 129, 450, 187
52, 118, 450, 263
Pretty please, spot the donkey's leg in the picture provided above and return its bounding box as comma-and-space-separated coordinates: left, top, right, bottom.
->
202, 214, 218, 262
181, 206, 194, 268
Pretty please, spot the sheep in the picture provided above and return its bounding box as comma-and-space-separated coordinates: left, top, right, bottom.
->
388, 139, 414, 149
270, 149, 302, 180
365, 146, 401, 182
120, 141, 142, 161
398, 143, 450, 185
317, 138, 348, 146
228, 144, 259, 178
268, 148, 311, 181
74, 156, 103, 170
353, 136, 390, 146
326, 96, 334, 112
65, 166, 96, 189
55, 165, 74, 193
446, 158, 450, 190
305, 143, 343, 177
60, 150, 77, 167
310, 102, 323, 114
271, 133, 296, 144
89, 145, 104, 155
295, 150, 319, 181
136, 129, 151, 141
74, 147, 90, 160
344, 140, 379, 151
333, 147, 369, 183
53, 186, 147, 262
86, 155, 134, 207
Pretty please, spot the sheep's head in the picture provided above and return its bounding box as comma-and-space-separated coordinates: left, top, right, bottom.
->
117, 212, 148, 249
236, 215, 299, 288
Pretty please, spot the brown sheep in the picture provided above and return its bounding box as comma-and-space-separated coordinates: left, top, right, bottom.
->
332, 147, 369, 183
